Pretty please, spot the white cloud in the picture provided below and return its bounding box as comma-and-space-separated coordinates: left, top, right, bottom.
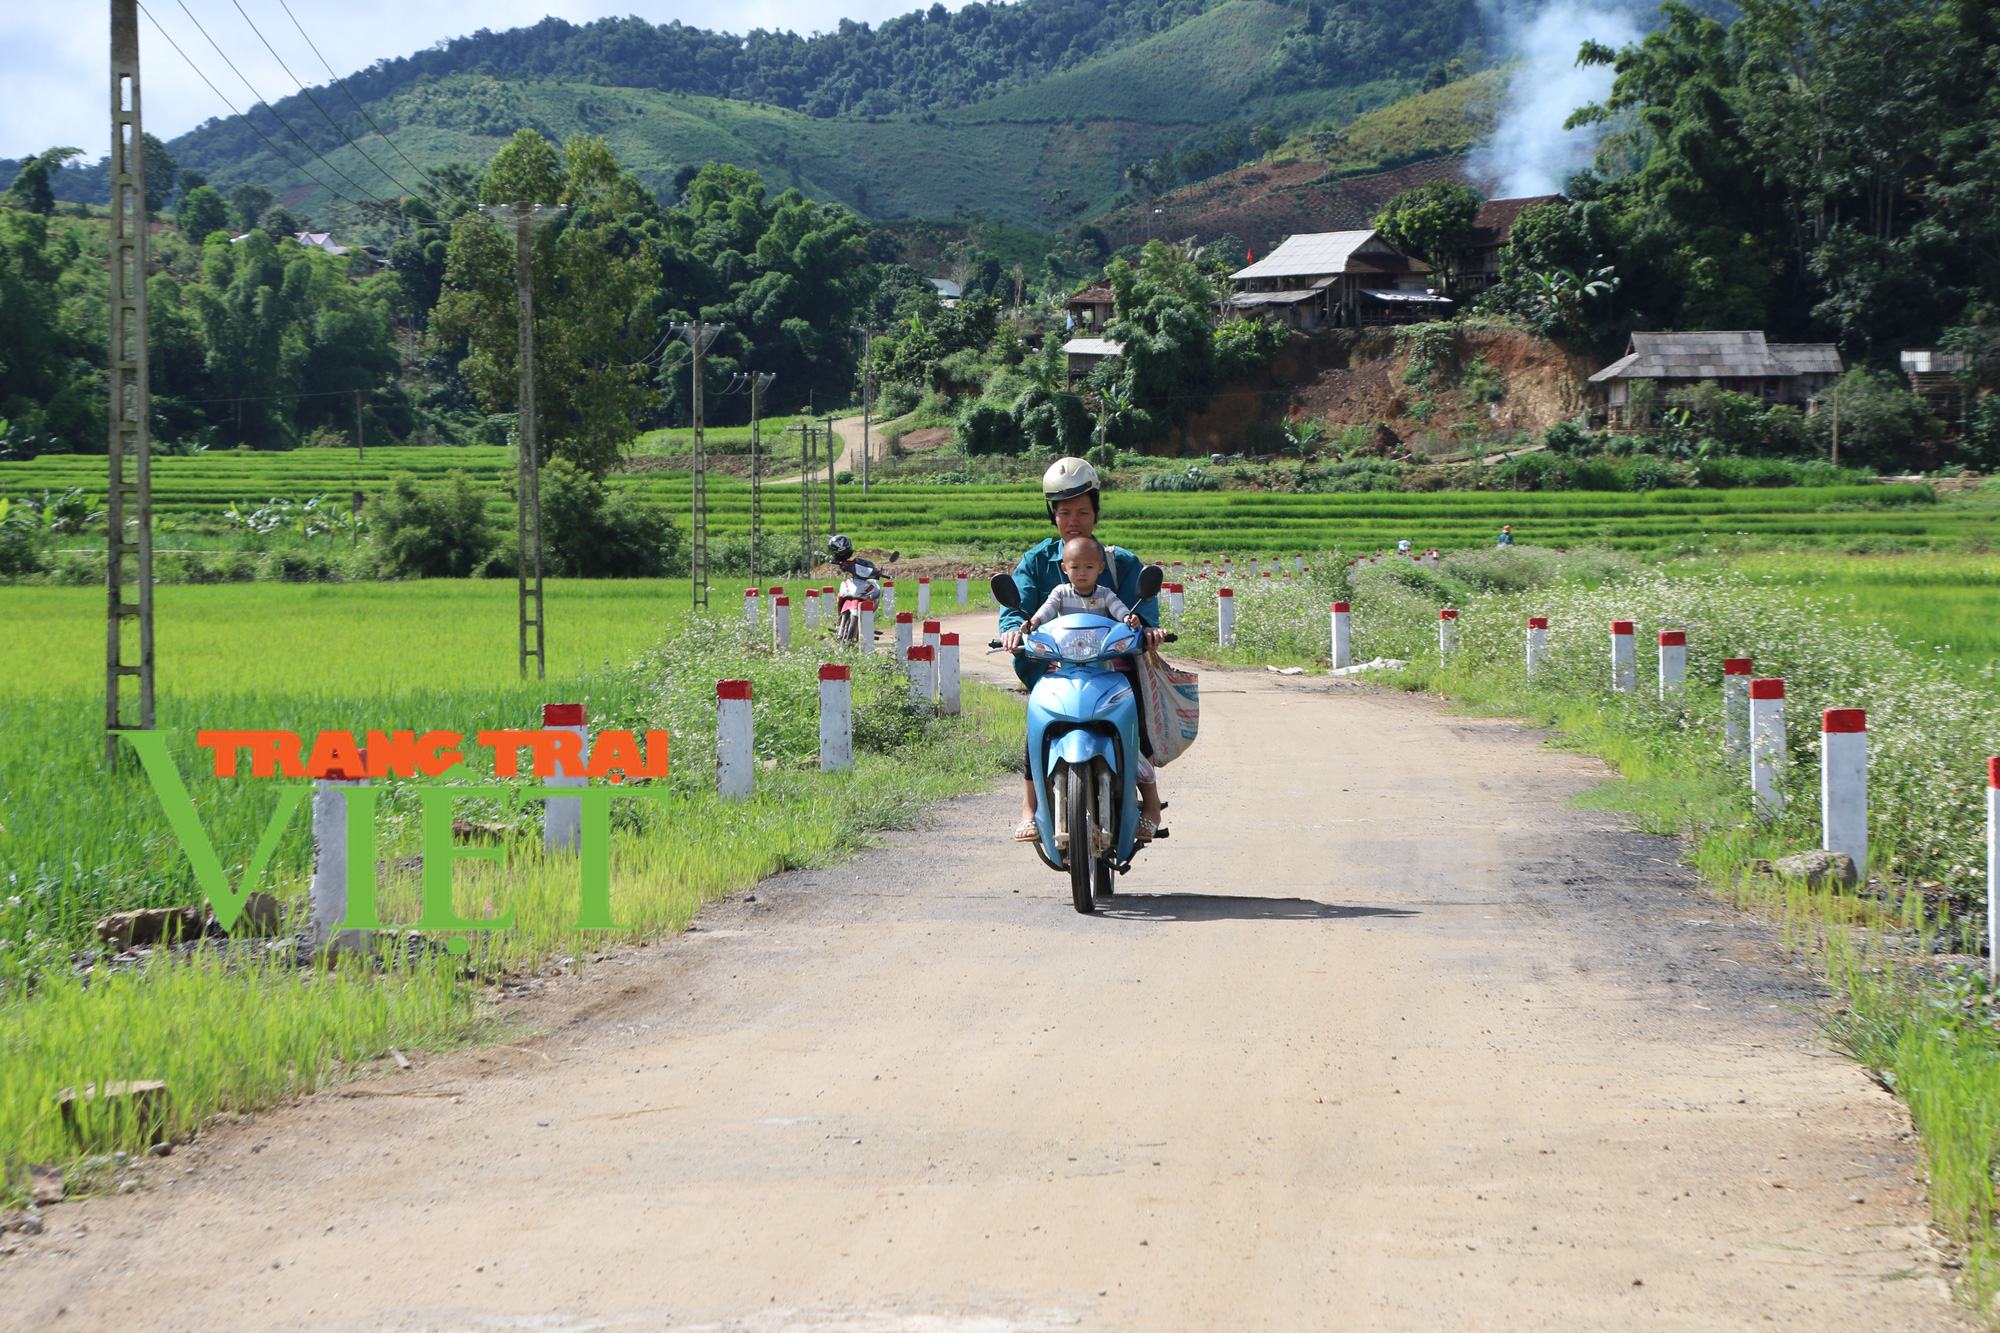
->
1, 0, 956, 160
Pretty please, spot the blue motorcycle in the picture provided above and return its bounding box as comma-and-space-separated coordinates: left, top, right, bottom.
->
990, 566, 1172, 914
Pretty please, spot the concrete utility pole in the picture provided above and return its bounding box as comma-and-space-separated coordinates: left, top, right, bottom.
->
672, 320, 725, 607
480, 201, 564, 679
106, 0, 154, 767
354, 389, 364, 462
821, 413, 838, 536
860, 328, 874, 495
733, 370, 776, 584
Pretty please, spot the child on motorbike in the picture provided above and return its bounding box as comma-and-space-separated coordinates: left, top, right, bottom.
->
1023, 537, 1146, 634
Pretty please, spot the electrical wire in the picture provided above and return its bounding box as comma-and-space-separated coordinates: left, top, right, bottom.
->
163, 0, 394, 207
134, 1, 371, 211
271, 0, 482, 213
221, 0, 428, 202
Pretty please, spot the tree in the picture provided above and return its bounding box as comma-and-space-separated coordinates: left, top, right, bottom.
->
369, 472, 498, 577
5, 147, 82, 215
434, 130, 653, 474
141, 133, 177, 216
0, 210, 99, 450
1372, 179, 1482, 295
229, 184, 273, 233
535, 458, 681, 575
176, 185, 229, 241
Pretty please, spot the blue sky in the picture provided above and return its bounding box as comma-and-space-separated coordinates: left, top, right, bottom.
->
2, 0, 947, 160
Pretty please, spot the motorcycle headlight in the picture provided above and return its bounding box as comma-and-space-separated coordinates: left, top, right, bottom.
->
1057, 627, 1109, 662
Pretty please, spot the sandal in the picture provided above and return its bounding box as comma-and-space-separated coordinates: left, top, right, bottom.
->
1136, 816, 1160, 843
1013, 817, 1040, 842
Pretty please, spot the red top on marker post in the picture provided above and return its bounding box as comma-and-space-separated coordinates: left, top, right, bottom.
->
896, 611, 914, 623
1611, 620, 1634, 635
1990, 756, 2000, 788
923, 619, 941, 634
1659, 630, 1686, 646
1528, 616, 1548, 629
717, 679, 752, 701
1219, 587, 1233, 597
940, 633, 959, 646
1750, 678, 1784, 699
1822, 708, 1865, 732
1332, 601, 1350, 613
907, 645, 934, 662
544, 703, 586, 726
1723, 658, 1753, 674
1440, 608, 1459, 620
819, 664, 849, 681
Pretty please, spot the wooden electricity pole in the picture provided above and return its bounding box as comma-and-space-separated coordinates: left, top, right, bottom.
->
673, 320, 725, 607
106, 0, 154, 766
480, 201, 564, 678
743, 371, 774, 584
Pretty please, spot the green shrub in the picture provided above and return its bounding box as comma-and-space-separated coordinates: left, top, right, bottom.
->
1810, 370, 1940, 470
957, 400, 1025, 456
873, 381, 920, 419
1139, 466, 1219, 492
369, 471, 499, 579
1458, 356, 1505, 404
1011, 387, 1093, 456
1543, 419, 1588, 455
537, 458, 682, 577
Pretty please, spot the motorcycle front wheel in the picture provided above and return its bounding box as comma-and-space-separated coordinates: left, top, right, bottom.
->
1064, 762, 1095, 914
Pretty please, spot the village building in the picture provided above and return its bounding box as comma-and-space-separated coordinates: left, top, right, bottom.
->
1061, 336, 1122, 380
1901, 348, 1973, 427
1458, 195, 1564, 292
1064, 282, 1116, 333
1224, 230, 1448, 329
1588, 331, 1844, 424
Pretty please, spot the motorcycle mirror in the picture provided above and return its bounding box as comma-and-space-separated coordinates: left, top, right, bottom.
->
1137, 564, 1164, 601
989, 574, 1022, 610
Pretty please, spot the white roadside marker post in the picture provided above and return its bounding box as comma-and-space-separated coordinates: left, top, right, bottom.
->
1821, 708, 1867, 877
1750, 678, 1786, 820
956, 572, 969, 607
894, 611, 914, 662
1218, 586, 1235, 647
805, 587, 821, 631
717, 680, 754, 800
881, 579, 896, 619
1526, 616, 1548, 677
1658, 630, 1687, 702
923, 618, 941, 662
818, 665, 852, 773
906, 644, 936, 702
1294, 553, 1304, 574
773, 596, 791, 649
1723, 658, 1753, 756
1167, 582, 1184, 628
1202, 559, 1214, 580
1610, 619, 1636, 693
1331, 601, 1352, 669
1439, 608, 1459, 658
939, 633, 961, 715
857, 599, 876, 654
917, 578, 931, 614
309, 752, 368, 956
742, 587, 758, 631
1988, 757, 1999, 982
543, 702, 588, 854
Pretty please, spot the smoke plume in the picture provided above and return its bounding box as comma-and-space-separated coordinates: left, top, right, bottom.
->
1473, 0, 1641, 199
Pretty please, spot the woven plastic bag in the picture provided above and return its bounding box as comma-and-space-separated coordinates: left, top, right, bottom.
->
1135, 649, 1199, 766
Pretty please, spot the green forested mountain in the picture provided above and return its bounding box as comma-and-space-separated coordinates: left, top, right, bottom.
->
22, 0, 1484, 228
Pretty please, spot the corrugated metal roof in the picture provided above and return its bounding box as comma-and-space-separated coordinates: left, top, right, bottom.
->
1224, 290, 1320, 306
1062, 337, 1123, 356
1899, 349, 1968, 374
1467, 196, 1564, 248
1230, 230, 1427, 281
1589, 331, 1792, 382
1360, 289, 1452, 304
1770, 344, 1844, 375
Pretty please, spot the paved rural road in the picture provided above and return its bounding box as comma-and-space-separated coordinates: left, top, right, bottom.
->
766, 414, 876, 487
1, 611, 1969, 1331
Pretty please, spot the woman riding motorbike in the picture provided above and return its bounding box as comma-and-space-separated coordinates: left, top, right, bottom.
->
998, 458, 1170, 843
827, 534, 881, 643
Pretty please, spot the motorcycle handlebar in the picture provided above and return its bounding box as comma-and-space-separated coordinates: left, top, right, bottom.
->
986, 632, 1178, 651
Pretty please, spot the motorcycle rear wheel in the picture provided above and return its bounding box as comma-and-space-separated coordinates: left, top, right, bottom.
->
1065, 762, 1095, 914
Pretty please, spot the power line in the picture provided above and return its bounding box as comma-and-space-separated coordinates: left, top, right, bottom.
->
271, 0, 481, 213
221, 0, 428, 202
135, 1, 371, 211
162, 0, 394, 207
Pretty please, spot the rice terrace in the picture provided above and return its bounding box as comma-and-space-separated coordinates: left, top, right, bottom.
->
4, 0, 2000, 1326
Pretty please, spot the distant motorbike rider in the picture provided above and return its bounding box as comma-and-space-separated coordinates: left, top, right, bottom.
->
998, 458, 1169, 843
828, 534, 881, 643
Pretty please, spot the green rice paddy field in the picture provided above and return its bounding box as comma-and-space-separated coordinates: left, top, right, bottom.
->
5, 447, 1994, 556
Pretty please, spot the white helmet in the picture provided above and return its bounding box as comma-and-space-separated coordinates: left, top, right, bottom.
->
1042, 456, 1100, 509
